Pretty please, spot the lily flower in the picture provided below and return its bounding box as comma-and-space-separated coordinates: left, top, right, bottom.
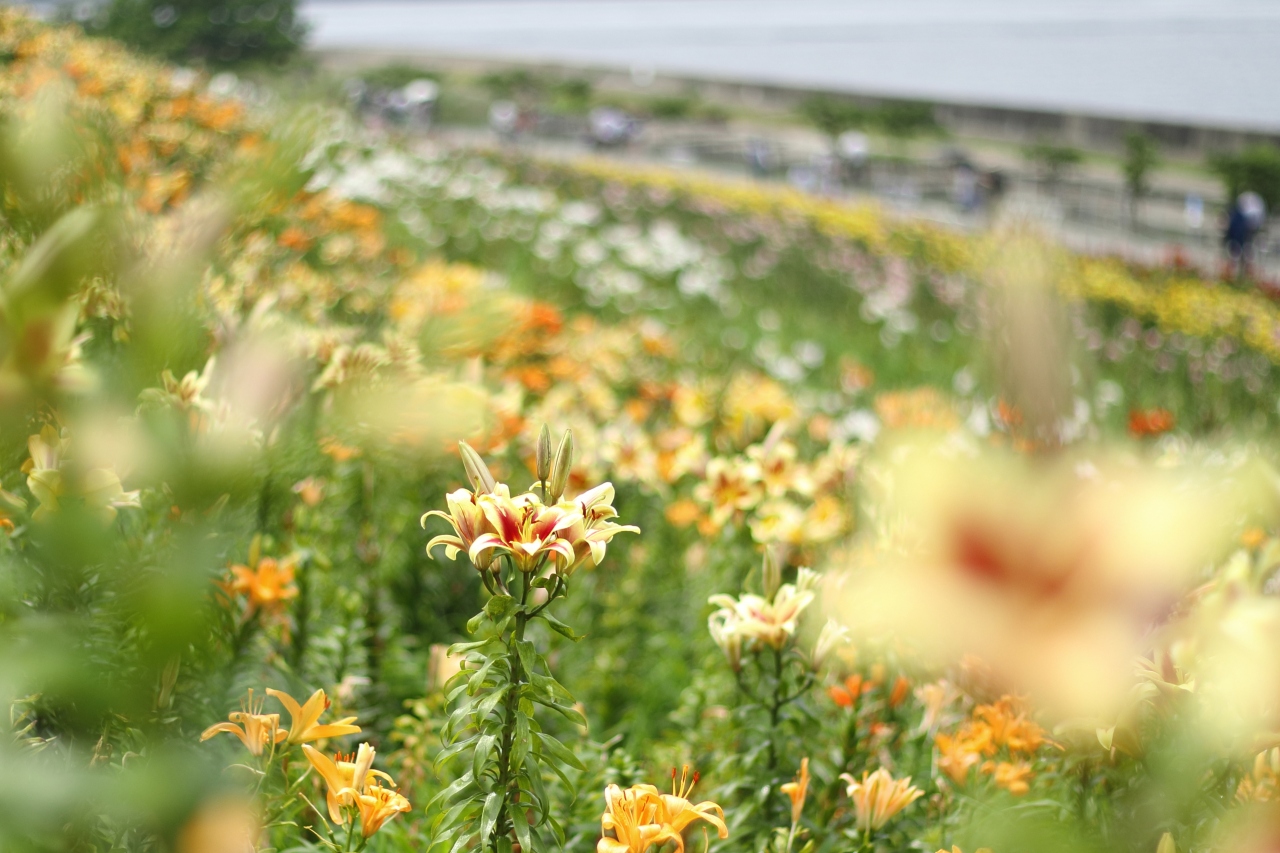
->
839, 768, 923, 832
224, 551, 299, 617
422, 487, 496, 568
200, 690, 286, 756
598, 784, 677, 853
694, 456, 764, 529
557, 482, 640, 575
708, 568, 819, 655
355, 785, 411, 837
266, 687, 360, 745
470, 489, 580, 573
780, 757, 810, 826
301, 743, 393, 824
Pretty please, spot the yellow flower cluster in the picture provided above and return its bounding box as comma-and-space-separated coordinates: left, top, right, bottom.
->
201, 688, 410, 839
597, 767, 728, 853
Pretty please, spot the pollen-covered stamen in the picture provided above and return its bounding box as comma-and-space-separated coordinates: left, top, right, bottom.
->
672, 764, 699, 799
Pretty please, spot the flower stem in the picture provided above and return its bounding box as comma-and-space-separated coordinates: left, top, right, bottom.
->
768, 645, 785, 772
490, 565, 531, 850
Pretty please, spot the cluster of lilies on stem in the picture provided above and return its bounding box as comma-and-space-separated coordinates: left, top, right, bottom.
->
423, 428, 639, 853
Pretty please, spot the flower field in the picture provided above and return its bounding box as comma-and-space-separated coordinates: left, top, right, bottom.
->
6, 11, 1280, 853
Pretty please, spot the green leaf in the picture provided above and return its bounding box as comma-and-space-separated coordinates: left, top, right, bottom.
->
540, 612, 581, 641
533, 697, 586, 727
534, 731, 586, 771
479, 791, 502, 846
466, 612, 486, 635
515, 639, 537, 678
485, 594, 515, 620
473, 733, 497, 786
511, 714, 531, 774
512, 807, 534, 853
474, 684, 511, 721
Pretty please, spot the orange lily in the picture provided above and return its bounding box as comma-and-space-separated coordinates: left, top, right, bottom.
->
780, 757, 810, 826
301, 743, 393, 824
266, 687, 360, 745
355, 785, 411, 837
224, 544, 299, 617
199, 690, 286, 756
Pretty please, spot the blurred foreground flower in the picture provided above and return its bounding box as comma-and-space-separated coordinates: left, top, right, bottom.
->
835, 438, 1275, 717
23, 423, 140, 522
176, 795, 259, 853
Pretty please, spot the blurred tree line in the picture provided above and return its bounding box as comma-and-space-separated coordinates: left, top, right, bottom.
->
75, 0, 307, 66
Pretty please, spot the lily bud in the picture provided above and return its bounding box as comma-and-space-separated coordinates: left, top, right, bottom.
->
1157, 833, 1175, 853
472, 547, 495, 572
761, 549, 781, 600
536, 424, 552, 483
458, 441, 496, 494
810, 618, 850, 671
548, 429, 573, 501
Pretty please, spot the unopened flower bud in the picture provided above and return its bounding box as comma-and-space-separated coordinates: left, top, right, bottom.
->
761, 549, 781, 600
810, 618, 850, 671
458, 441, 496, 494
536, 424, 552, 483
548, 429, 573, 501
1157, 833, 1175, 853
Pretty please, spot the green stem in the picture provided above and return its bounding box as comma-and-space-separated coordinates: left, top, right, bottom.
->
768, 646, 785, 772
490, 567, 531, 850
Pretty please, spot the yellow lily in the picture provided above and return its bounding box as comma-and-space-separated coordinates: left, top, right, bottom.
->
266, 687, 360, 746
422, 487, 495, 565
598, 784, 678, 853
840, 767, 923, 832
301, 743, 392, 824
199, 690, 286, 756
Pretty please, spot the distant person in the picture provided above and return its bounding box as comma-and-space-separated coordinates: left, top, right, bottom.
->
1225, 191, 1267, 278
